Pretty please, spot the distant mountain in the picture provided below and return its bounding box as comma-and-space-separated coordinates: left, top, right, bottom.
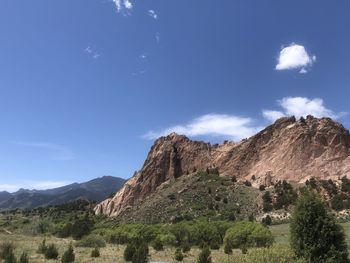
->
0, 176, 126, 210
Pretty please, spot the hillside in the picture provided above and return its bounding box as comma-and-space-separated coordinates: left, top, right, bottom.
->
95, 116, 350, 218
0, 176, 126, 210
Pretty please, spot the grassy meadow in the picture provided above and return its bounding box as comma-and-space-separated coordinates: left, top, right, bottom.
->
1, 222, 350, 263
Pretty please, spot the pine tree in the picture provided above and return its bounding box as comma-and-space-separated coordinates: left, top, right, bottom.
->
61, 243, 75, 263
290, 190, 349, 263
197, 244, 211, 263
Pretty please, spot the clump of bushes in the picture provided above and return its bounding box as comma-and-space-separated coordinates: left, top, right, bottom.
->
37, 239, 47, 254
76, 234, 106, 248
224, 221, 274, 253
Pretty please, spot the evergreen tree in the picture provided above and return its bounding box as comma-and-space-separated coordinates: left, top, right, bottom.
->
175, 248, 184, 261
91, 247, 100, 258
290, 190, 349, 263
61, 243, 75, 263
45, 244, 59, 260
197, 244, 211, 263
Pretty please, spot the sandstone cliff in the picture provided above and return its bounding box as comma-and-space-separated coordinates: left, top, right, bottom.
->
95, 116, 350, 217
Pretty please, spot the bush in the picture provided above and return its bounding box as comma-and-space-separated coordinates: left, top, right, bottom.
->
91, 247, 100, 258
151, 237, 163, 251
45, 244, 59, 260
197, 244, 211, 263
224, 242, 232, 255
291, 190, 349, 263
71, 216, 93, 240
76, 234, 106, 248
18, 252, 29, 263
182, 241, 191, 253
37, 239, 47, 254
244, 180, 252, 187
262, 215, 272, 226
259, 185, 266, 191
224, 221, 273, 253
124, 243, 136, 261
61, 243, 75, 263
132, 243, 148, 263
0, 243, 15, 260
175, 248, 184, 261
1, 243, 16, 263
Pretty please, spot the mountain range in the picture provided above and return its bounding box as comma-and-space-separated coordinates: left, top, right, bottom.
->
95, 116, 350, 218
0, 176, 126, 210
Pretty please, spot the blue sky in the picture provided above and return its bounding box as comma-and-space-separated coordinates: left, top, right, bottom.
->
0, 0, 350, 191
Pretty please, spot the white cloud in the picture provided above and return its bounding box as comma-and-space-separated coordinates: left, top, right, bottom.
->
144, 114, 263, 141
84, 47, 100, 59
155, 32, 160, 44
0, 184, 20, 192
148, 10, 158, 19
113, 0, 133, 12
263, 97, 342, 122
276, 43, 316, 73
11, 141, 75, 161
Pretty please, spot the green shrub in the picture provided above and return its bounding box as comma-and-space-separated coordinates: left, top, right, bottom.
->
132, 242, 148, 263
71, 216, 93, 240
224, 221, 273, 253
182, 241, 191, 253
262, 191, 273, 212
18, 252, 29, 263
0, 243, 15, 260
290, 190, 349, 263
37, 239, 47, 254
175, 248, 184, 261
151, 237, 163, 251
76, 234, 106, 248
124, 243, 136, 261
197, 244, 211, 263
224, 242, 232, 255
45, 244, 59, 260
1, 243, 16, 263
91, 247, 100, 258
262, 215, 272, 226
61, 243, 75, 263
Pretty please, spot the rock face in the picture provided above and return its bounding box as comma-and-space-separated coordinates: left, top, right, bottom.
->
95, 116, 350, 217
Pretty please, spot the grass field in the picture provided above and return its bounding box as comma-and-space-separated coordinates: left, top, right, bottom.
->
2, 222, 350, 262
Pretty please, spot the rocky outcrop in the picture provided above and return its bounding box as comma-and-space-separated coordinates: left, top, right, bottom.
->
95, 116, 350, 217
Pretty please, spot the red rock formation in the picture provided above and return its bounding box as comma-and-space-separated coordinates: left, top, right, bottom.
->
95, 116, 350, 217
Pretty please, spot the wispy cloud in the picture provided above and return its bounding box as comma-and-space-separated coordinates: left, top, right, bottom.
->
31, 181, 70, 190
11, 141, 75, 161
155, 32, 160, 44
84, 46, 100, 59
262, 97, 344, 122
276, 43, 316, 73
144, 114, 263, 141
148, 10, 158, 20
144, 97, 344, 141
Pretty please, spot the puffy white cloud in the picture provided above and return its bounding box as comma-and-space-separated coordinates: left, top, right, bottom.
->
112, 0, 133, 12
276, 43, 316, 73
263, 97, 341, 122
148, 10, 158, 19
143, 114, 263, 141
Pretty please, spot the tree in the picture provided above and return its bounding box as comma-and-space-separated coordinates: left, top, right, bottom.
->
262, 191, 273, 212
37, 239, 47, 254
45, 244, 59, 260
290, 190, 349, 263
61, 243, 75, 263
132, 242, 148, 263
124, 243, 136, 261
197, 244, 211, 263
224, 221, 273, 253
